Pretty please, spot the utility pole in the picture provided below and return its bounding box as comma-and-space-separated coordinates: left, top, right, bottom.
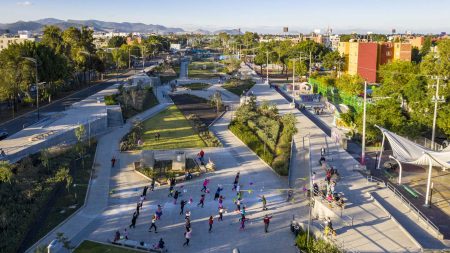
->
266, 51, 269, 84
292, 59, 295, 98
430, 76, 447, 150
309, 50, 312, 76
361, 81, 367, 165
141, 46, 145, 72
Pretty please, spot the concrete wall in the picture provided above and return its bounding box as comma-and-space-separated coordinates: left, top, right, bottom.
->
9, 116, 108, 163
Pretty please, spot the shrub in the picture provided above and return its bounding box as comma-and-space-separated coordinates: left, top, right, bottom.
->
272, 153, 289, 176
295, 227, 342, 253
104, 94, 118, 105
229, 121, 274, 165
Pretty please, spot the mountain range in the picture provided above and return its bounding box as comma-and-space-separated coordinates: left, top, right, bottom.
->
0, 18, 244, 35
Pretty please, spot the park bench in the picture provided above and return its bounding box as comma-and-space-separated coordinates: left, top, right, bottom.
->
401, 185, 419, 198
110, 239, 163, 252
383, 170, 396, 180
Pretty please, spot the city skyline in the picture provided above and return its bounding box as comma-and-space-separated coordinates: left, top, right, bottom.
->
1, 0, 449, 34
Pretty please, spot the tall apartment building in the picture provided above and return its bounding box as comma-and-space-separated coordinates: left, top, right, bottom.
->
338, 41, 412, 83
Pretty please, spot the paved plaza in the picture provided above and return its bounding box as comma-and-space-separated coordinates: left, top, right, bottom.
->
26, 63, 449, 253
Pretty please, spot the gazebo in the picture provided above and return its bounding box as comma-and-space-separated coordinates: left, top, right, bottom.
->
376, 125, 450, 207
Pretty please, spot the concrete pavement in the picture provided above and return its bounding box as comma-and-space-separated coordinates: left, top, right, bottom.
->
26, 86, 173, 253
249, 82, 422, 252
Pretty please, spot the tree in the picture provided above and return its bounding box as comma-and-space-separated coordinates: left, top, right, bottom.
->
55, 166, 73, 192
75, 124, 86, 142
210, 91, 223, 113
335, 73, 364, 96
0, 161, 13, 184
41, 25, 66, 55
322, 51, 344, 75
40, 148, 51, 173
108, 36, 126, 48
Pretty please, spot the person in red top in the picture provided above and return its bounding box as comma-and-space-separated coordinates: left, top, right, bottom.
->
111, 156, 116, 167
208, 216, 214, 232
198, 149, 205, 165
263, 214, 273, 233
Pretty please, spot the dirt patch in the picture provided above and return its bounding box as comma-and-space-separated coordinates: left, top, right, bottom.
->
170, 94, 221, 126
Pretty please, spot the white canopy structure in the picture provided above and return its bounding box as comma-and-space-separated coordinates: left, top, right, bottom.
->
375, 125, 450, 206
377, 126, 450, 169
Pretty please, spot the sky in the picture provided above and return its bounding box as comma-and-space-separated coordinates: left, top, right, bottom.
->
1, 0, 449, 34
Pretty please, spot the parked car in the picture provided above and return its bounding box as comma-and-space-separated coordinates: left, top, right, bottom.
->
0, 130, 8, 140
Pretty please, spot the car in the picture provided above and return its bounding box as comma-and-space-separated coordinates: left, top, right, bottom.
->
0, 130, 8, 140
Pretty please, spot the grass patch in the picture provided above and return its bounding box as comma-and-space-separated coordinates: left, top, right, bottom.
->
188, 61, 223, 79
223, 78, 256, 96
74, 240, 141, 253
140, 105, 206, 150
180, 83, 210, 90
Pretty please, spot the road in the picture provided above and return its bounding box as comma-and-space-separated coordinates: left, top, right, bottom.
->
0, 71, 135, 137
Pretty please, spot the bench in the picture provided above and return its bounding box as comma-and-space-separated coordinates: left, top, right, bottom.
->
402, 185, 419, 198
383, 170, 396, 180
110, 239, 163, 252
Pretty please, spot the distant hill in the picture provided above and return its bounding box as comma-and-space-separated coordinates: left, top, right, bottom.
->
213, 29, 242, 35
0, 18, 186, 34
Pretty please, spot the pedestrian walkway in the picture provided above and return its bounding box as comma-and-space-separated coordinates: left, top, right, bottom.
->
26, 85, 172, 253
249, 82, 421, 252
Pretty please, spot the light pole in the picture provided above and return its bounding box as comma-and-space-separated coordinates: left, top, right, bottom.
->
264, 51, 276, 85
23, 57, 40, 120
388, 155, 403, 185
361, 81, 368, 165
430, 76, 447, 150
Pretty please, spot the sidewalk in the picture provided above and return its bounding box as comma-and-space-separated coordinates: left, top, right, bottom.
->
249, 82, 421, 252
26, 85, 172, 253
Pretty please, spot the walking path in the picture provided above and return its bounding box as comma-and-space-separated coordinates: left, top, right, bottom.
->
249, 82, 422, 252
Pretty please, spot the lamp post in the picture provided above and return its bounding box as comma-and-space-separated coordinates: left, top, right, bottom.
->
264, 51, 277, 85
23, 57, 40, 120
388, 155, 403, 185
361, 81, 368, 165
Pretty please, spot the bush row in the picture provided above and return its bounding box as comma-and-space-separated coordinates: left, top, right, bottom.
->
229, 121, 274, 165
295, 227, 341, 253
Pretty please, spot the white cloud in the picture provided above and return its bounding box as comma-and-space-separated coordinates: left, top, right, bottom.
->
17, 1, 33, 6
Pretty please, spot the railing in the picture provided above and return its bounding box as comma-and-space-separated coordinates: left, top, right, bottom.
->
385, 182, 442, 237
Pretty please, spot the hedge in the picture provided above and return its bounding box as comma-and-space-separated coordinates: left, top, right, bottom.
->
229, 121, 274, 165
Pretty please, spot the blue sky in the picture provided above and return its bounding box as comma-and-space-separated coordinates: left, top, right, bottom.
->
1, 0, 449, 33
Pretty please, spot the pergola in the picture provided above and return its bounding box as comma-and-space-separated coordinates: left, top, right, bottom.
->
376, 126, 450, 207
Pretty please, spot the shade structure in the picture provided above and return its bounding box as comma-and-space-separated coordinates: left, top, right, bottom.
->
377, 126, 450, 169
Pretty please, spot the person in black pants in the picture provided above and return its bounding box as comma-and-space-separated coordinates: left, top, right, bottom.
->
148, 215, 158, 233
129, 212, 138, 228
180, 200, 187, 215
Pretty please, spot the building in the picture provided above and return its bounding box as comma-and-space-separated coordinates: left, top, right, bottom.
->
0, 36, 36, 51
338, 40, 412, 82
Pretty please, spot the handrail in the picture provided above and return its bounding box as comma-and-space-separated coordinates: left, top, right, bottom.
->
385, 182, 441, 235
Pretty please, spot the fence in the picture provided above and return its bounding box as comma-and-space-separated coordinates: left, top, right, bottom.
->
309, 78, 364, 112
365, 175, 443, 239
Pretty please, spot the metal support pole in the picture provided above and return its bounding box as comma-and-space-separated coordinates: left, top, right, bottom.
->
266, 51, 269, 84
377, 133, 385, 169
424, 153, 433, 207
292, 59, 295, 98
431, 77, 440, 151
361, 81, 367, 165
35, 59, 40, 120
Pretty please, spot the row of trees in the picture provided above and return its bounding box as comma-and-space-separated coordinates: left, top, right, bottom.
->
0, 26, 171, 116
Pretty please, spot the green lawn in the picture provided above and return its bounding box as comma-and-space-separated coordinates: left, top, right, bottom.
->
188, 61, 223, 78
74, 240, 141, 253
223, 79, 256, 96
141, 105, 206, 150
180, 83, 210, 90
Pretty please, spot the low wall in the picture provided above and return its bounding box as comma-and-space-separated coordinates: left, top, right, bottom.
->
9, 116, 108, 163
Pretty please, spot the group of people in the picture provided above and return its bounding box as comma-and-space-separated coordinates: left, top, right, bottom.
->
116, 169, 277, 250
314, 148, 344, 209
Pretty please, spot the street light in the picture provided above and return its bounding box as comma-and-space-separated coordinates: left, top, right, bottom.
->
388, 155, 403, 185
264, 51, 277, 85
22, 57, 41, 120
361, 81, 368, 165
